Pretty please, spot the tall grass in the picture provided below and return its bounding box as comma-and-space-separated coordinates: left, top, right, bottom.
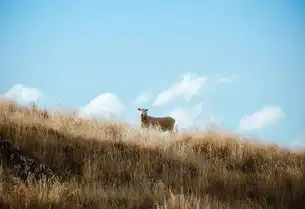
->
0, 100, 304, 209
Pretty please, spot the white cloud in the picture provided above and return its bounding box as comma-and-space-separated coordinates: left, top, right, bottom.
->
79, 93, 125, 119
135, 90, 153, 105
152, 73, 207, 107
239, 106, 285, 130
1, 84, 41, 104
170, 103, 204, 129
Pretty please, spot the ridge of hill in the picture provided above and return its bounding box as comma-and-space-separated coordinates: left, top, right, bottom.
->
0, 100, 304, 209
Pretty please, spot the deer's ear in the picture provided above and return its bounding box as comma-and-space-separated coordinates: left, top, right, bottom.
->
137, 108, 141, 111
145, 109, 149, 112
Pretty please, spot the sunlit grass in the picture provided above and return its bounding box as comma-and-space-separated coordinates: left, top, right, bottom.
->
0, 100, 304, 209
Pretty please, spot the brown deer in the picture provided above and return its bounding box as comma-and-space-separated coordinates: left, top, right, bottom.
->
137, 108, 176, 132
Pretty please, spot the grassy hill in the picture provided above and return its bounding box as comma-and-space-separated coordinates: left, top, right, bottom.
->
0, 100, 304, 209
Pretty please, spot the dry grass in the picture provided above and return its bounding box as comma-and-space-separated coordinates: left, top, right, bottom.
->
0, 100, 304, 209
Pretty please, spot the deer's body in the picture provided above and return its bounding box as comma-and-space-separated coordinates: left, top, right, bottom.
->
138, 108, 176, 132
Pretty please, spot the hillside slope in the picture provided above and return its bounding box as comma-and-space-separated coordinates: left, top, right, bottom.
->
0, 101, 304, 209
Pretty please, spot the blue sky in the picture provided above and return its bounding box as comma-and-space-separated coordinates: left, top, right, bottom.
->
1, 0, 305, 148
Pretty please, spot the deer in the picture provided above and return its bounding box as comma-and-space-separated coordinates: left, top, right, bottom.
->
137, 108, 176, 133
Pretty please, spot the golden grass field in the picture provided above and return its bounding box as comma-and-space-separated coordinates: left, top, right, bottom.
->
0, 100, 304, 209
